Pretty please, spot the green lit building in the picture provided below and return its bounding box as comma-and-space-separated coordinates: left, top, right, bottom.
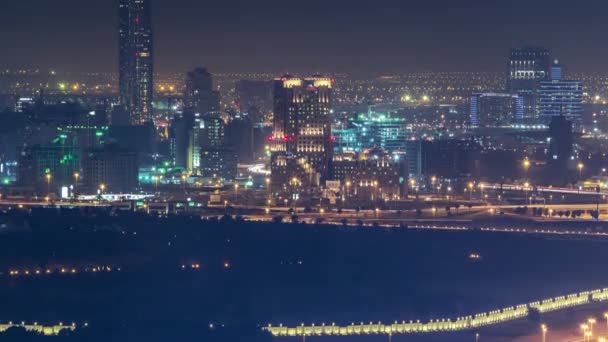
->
18, 134, 79, 194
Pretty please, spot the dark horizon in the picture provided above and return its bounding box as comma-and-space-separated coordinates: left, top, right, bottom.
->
1, 0, 608, 75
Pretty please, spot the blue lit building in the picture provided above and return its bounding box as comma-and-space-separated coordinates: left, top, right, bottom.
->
538, 60, 582, 126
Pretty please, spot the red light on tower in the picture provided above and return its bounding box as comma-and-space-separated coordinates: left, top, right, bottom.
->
284, 135, 289, 141
267, 135, 273, 142
330, 136, 337, 142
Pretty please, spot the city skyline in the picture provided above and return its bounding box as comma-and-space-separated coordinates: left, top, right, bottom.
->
2, 0, 608, 74
4, 2, 608, 342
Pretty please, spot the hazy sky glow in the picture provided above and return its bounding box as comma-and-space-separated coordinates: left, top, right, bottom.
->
1, 0, 607, 74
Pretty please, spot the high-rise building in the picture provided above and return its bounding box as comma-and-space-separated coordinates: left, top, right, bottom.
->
270, 75, 332, 186
225, 116, 255, 164
188, 115, 225, 171
547, 116, 573, 182
169, 112, 194, 168
184, 68, 220, 116
118, 0, 154, 125
183, 68, 224, 174
199, 147, 238, 180
470, 93, 524, 127
17, 134, 79, 194
507, 47, 551, 120
539, 60, 583, 126
83, 144, 138, 193
406, 139, 480, 180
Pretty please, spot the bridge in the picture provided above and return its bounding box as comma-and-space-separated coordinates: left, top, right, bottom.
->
264, 288, 608, 337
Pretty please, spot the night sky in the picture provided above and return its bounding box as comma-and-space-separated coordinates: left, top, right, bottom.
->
1, 0, 607, 75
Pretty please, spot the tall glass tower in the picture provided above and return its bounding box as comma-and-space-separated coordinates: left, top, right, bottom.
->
118, 0, 154, 125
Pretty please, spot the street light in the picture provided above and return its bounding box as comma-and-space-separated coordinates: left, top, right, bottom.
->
99, 183, 106, 195
578, 162, 584, 179
234, 184, 239, 204
410, 179, 417, 199
475, 332, 479, 342
541, 324, 547, 342
73, 172, 80, 198
181, 174, 187, 192
581, 324, 589, 341
589, 318, 596, 334
45, 173, 52, 195
524, 182, 530, 206
468, 182, 474, 201
523, 158, 531, 179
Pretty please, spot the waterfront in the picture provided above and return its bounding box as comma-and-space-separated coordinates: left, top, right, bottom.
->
1, 210, 608, 340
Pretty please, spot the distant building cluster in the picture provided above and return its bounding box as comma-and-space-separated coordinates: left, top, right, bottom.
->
0, 2, 600, 207
469, 47, 582, 130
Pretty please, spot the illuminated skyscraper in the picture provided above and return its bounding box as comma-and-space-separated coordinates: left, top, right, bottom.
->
507, 47, 550, 120
183, 68, 223, 173
271, 75, 332, 186
118, 0, 154, 125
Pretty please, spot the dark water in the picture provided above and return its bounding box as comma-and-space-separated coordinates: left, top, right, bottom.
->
0, 210, 607, 341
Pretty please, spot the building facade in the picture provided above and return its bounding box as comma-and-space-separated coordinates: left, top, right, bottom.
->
332, 148, 408, 206
470, 93, 524, 127
270, 75, 333, 187
83, 145, 138, 193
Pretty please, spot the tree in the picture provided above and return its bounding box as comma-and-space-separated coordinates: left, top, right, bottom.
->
341, 218, 348, 227
291, 215, 299, 224
272, 216, 283, 224
591, 210, 599, 220
415, 208, 422, 217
